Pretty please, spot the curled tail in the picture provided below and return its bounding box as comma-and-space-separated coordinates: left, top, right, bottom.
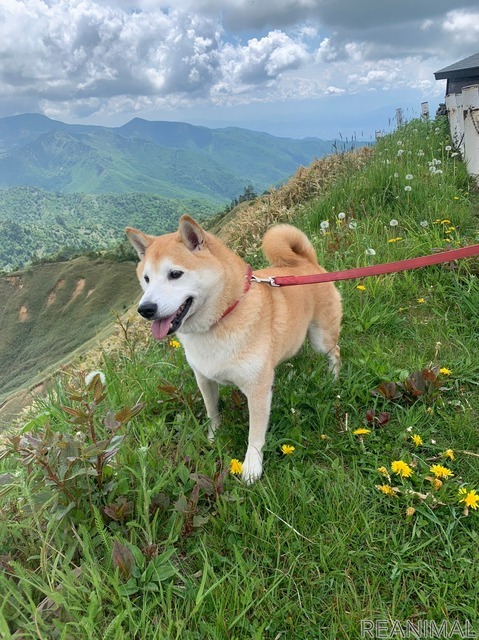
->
262, 224, 319, 267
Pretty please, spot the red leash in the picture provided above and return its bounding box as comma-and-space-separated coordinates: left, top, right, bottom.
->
251, 244, 479, 287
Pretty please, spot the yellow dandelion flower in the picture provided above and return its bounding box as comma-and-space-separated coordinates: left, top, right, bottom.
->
446, 226, 456, 232
281, 444, 295, 455
169, 339, 181, 349
442, 449, 455, 461
377, 466, 389, 476
459, 488, 479, 510
439, 367, 452, 375
430, 464, 454, 479
377, 485, 398, 497
440, 219, 451, 224
417, 298, 426, 304
353, 428, 371, 436
320, 434, 328, 440
391, 460, 413, 478
406, 506, 416, 517
388, 237, 403, 243
229, 459, 243, 475
411, 434, 423, 447
356, 285, 367, 291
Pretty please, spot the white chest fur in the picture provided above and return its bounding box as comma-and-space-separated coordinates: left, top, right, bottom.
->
179, 330, 264, 389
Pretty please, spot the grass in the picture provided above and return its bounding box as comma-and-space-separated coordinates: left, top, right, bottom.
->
1, 117, 479, 639
0, 256, 141, 404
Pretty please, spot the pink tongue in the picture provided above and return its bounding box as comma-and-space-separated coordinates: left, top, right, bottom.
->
151, 314, 176, 340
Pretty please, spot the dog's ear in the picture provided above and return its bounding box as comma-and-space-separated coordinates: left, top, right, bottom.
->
125, 227, 153, 259
178, 215, 206, 251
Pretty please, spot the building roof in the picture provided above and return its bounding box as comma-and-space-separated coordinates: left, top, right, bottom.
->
434, 52, 479, 80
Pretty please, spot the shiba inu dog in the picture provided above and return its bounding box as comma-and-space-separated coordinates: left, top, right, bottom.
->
126, 216, 342, 482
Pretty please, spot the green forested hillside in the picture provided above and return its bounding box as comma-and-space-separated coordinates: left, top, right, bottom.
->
0, 188, 215, 270
0, 113, 365, 196
0, 129, 246, 198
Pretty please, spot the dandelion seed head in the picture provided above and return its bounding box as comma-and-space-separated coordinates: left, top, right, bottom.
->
404, 185, 412, 192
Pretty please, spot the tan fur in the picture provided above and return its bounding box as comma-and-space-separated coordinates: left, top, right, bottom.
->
126, 215, 342, 482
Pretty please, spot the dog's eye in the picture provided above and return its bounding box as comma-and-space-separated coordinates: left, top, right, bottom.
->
169, 270, 184, 280
144, 275, 150, 284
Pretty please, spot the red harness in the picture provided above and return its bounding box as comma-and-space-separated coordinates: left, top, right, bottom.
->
220, 264, 254, 319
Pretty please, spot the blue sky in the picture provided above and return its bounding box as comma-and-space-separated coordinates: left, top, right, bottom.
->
1, 0, 478, 140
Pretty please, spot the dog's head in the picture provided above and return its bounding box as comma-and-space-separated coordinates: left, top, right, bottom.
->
126, 216, 222, 339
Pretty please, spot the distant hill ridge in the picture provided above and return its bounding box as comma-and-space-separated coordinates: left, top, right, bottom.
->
0, 113, 365, 197
0, 255, 140, 402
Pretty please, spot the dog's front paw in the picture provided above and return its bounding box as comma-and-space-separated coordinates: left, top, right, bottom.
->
241, 447, 263, 484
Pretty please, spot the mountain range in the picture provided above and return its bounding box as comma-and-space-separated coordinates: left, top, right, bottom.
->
0, 113, 361, 197
0, 113, 367, 270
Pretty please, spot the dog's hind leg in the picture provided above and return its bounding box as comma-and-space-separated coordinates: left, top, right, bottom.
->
307, 323, 340, 379
194, 370, 221, 441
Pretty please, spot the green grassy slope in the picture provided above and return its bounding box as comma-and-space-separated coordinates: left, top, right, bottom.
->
0, 256, 139, 400
1, 118, 479, 638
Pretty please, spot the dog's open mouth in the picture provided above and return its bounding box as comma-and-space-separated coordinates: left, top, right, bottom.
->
151, 297, 193, 340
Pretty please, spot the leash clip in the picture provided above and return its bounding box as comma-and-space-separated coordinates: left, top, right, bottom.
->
250, 275, 280, 287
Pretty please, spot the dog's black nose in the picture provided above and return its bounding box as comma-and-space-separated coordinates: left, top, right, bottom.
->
138, 302, 158, 319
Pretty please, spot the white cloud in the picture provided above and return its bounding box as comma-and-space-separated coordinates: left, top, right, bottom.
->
0, 0, 477, 130
441, 10, 479, 44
